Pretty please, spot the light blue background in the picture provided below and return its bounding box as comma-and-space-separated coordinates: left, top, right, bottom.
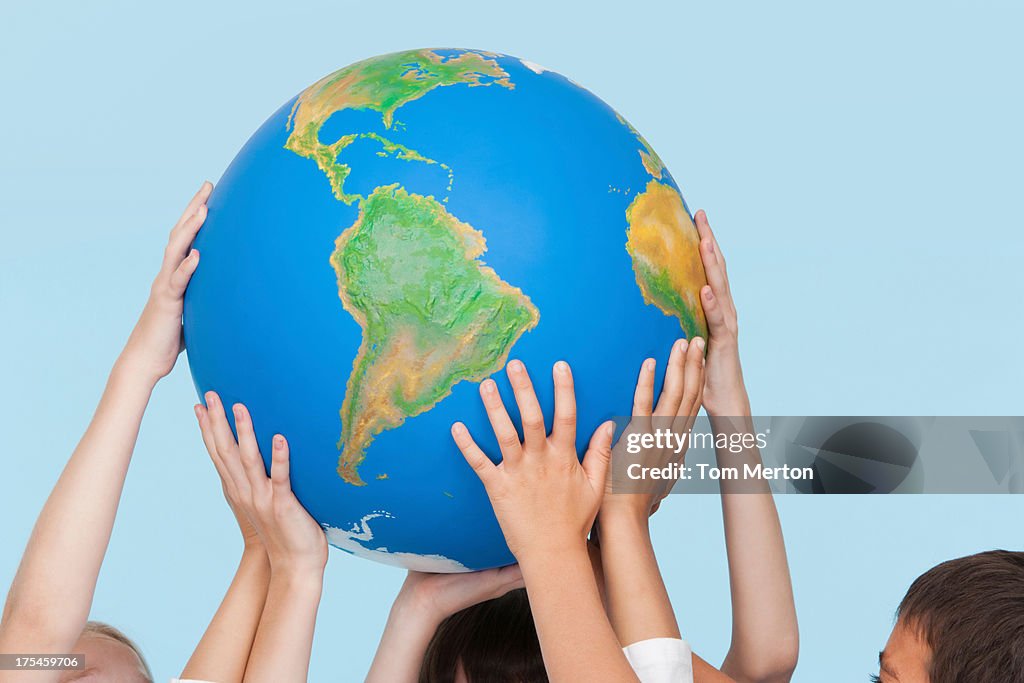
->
0, 2, 1020, 681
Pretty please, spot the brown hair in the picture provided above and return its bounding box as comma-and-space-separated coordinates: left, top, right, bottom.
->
897, 549, 1024, 682
82, 621, 153, 682
419, 588, 547, 683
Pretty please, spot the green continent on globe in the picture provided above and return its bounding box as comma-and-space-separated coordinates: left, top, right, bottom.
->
331, 184, 539, 486
285, 49, 513, 204
625, 179, 708, 340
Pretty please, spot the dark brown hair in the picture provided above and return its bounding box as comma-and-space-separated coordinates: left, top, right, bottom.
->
897, 549, 1024, 682
419, 588, 547, 683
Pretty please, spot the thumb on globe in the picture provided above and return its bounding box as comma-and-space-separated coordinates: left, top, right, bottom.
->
582, 421, 617, 489
701, 285, 731, 339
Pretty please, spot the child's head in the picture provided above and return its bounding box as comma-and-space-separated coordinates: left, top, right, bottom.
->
420, 588, 546, 683
61, 621, 152, 683
879, 550, 1024, 683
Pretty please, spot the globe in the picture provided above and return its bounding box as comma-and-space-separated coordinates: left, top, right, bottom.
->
184, 49, 707, 571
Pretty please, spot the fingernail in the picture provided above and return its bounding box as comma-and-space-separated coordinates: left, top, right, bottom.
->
205, 391, 218, 407
644, 358, 656, 372
232, 404, 245, 421
554, 360, 569, 375
273, 435, 284, 449
193, 404, 202, 419
675, 338, 688, 353
508, 359, 524, 374
605, 422, 616, 437
694, 337, 706, 351
452, 422, 467, 436
481, 379, 496, 394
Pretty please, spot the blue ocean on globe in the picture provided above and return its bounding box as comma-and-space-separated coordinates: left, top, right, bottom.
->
184, 49, 707, 571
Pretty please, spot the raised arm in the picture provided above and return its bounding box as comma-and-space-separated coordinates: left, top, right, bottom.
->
695, 210, 799, 683
597, 340, 735, 683
0, 183, 211, 662
452, 360, 639, 683
598, 339, 704, 646
199, 393, 327, 683
366, 566, 524, 683
179, 404, 273, 683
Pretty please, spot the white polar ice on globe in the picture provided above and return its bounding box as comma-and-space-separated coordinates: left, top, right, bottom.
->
520, 59, 548, 74
323, 511, 470, 573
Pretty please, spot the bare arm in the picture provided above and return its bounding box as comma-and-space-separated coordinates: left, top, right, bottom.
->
590, 526, 736, 683
0, 183, 211, 663
453, 360, 639, 683
520, 541, 634, 683
181, 549, 270, 682
599, 511, 680, 639
598, 340, 737, 683
0, 362, 154, 657
366, 596, 438, 683
696, 210, 799, 683
248, 570, 322, 683
716, 430, 796, 683
199, 393, 328, 683
180, 404, 273, 682
599, 339, 704, 646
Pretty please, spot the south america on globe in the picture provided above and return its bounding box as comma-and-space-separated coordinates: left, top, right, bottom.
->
184, 49, 707, 571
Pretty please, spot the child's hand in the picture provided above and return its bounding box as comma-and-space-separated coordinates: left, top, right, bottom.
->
121, 182, 212, 382
199, 391, 327, 576
603, 337, 706, 519
695, 210, 750, 417
195, 402, 263, 551
452, 360, 615, 562
366, 565, 525, 683
395, 565, 524, 624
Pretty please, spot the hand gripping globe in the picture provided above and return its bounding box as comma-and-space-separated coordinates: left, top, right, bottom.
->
184, 49, 707, 571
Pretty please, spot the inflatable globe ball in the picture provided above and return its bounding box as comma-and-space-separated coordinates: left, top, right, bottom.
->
184, 49, 707, 571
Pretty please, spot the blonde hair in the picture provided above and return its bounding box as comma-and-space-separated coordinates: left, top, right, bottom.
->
82, 621, 153, 682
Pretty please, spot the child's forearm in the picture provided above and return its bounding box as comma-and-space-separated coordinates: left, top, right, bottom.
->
719, 491, 798, 682
598, 512, 680, 646
520, 542, 639, 683
0, 356, 156, 652
181, 546, 271, 683
365, 599, 442, 683
712, 416, 798, 683
694, 654, 742, 682
243, 568, 323, 683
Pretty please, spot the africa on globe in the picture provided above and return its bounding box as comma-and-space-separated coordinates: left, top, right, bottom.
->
183, 48, 707, 572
